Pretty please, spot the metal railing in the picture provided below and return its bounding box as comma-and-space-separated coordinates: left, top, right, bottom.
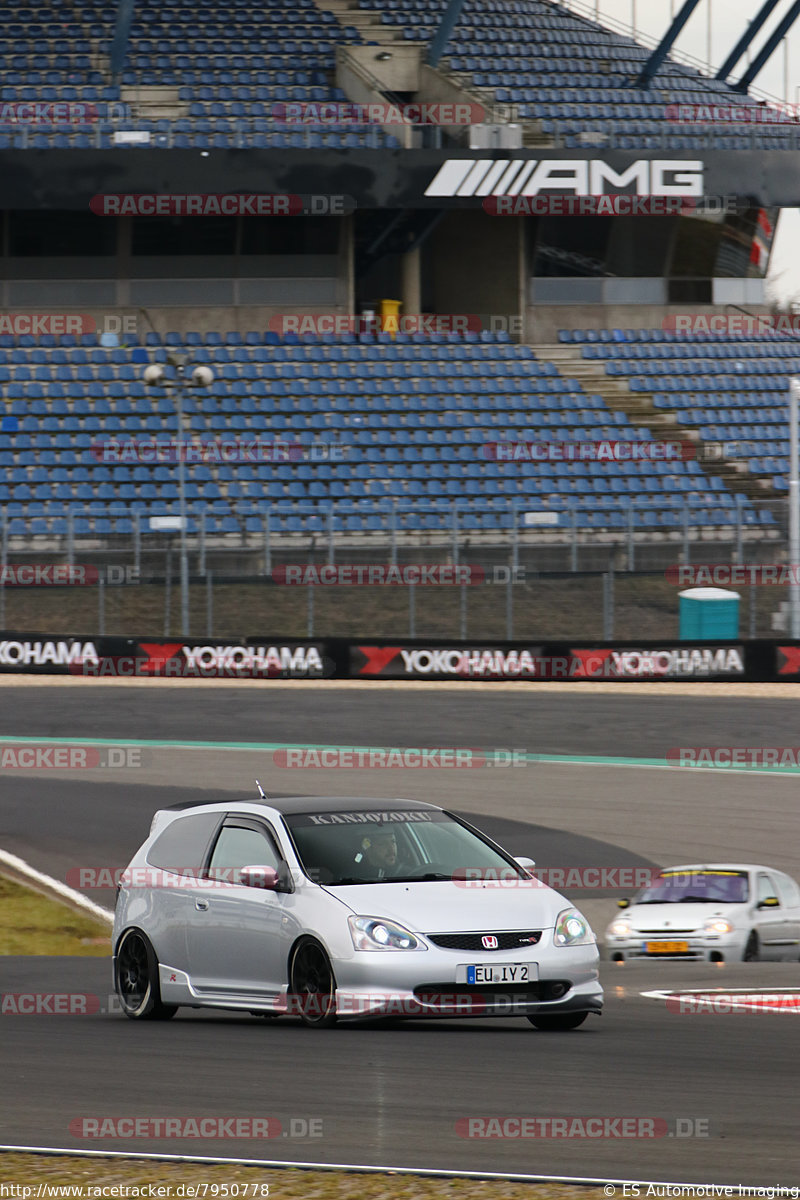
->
0, 497, 786, 576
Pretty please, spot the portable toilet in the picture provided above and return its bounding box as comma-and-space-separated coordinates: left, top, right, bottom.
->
679, 587, 741, 639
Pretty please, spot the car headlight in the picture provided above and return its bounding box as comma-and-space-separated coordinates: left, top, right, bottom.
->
609, 920, 631, 937
704, 918, 734, 935
553, 907, 595, 947
348, 916, 426, 951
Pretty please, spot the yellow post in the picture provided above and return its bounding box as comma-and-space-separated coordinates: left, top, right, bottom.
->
379, 299, 402, 337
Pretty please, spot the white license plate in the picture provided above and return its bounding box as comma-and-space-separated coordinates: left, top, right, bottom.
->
459, 962, 538, 985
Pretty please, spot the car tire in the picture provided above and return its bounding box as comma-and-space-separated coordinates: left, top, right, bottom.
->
289, 938, 338, 1028
527, 1011, 590, 1031
742, 931, 760, 962
115, 929, 178, 1021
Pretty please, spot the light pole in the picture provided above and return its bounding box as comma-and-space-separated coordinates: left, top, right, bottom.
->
142, 356, 214, 638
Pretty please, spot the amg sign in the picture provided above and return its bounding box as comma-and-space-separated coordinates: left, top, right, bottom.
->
425, 159, 705, 198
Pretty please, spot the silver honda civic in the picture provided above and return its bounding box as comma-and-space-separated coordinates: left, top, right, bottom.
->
113, 794, 603, 1029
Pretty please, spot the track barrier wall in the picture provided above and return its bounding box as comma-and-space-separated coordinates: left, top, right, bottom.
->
0, 633, 797, 681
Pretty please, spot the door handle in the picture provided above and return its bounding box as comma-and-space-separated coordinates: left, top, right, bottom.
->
195, 899, 209, 911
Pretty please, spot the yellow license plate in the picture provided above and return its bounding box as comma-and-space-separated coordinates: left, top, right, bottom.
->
646, 940, 689, 954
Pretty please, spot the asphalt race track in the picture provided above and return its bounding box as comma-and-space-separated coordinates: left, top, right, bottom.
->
1, 684, 799, 1185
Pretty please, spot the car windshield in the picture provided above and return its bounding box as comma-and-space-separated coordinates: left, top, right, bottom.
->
284, 808, 523, 885
636, 870, 749, 904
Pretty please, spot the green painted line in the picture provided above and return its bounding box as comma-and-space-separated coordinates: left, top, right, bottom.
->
1, 736, 800, 774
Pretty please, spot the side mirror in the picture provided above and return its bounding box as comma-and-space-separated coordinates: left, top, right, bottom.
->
239, 864, 294, 893
239, 865, 280, 890
514, 856, 536, 873
758, 896, 780, 909
617, 898, 631, 909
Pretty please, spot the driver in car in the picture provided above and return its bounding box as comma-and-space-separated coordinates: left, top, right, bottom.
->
354, 826, 403, 879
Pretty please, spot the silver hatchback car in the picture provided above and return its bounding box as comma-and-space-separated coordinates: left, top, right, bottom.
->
113, 794, 603, 1029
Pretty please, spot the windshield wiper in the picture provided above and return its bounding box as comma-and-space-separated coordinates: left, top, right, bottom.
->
678, 896, 718, 902
390, 872, 452, 882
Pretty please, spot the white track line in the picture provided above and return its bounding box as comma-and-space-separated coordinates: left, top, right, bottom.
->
0, 849, 113, 925
0, 1145, 735, 1187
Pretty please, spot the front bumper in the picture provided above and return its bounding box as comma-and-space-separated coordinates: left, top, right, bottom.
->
324, 942, 603, 1019
605, 933, 745, 962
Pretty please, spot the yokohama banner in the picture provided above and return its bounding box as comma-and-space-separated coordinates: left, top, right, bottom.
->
350, 642, 747, 680
0, 634, 333, 678
0, 634, 790, 681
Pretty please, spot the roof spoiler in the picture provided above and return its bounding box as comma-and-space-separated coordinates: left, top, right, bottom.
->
149, 809, 174, 836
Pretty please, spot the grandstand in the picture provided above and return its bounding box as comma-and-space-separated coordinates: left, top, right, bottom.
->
0, 0, 796, 556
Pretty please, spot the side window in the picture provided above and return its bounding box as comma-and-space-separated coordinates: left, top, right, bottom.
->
757, 874, 780, 905
208, 825, 282, 884
774, 876, 799, 908
147, 811, 222, 876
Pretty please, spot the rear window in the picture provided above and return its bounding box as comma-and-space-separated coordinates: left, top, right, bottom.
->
146, 811, 222, 876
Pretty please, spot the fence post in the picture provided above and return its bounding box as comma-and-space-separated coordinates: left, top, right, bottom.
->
627, 500, 635, 572
603, 567, 614, 639
735, 495, 744, 562
164, 547, 172, 636
570, 505, 577, 573
67, 509, 75, 566
98, 573, 105, 637
198, 508, 207, 577
409, 580, 416, 638
506, 570, 513, 639
0, 509, 7, 627
511, 503, 519, 577
307, 581, 314, 637
460, 581, 467, 639
133, 509, 141, 580
749, 581, 757, 638
328, 506, 335, 567
682, 500, 690, 565
452, 503, 459, 566
264, 508, 271, 576
390, 502, 398, 566
206, 569, 213, 637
